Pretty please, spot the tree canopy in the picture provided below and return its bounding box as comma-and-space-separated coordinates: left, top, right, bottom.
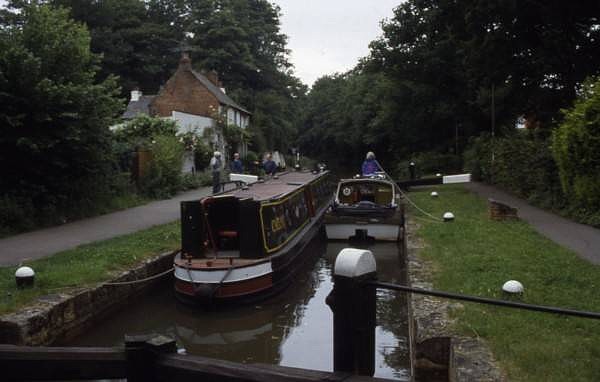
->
299, 1, 600, 167
0, 4, 122, 211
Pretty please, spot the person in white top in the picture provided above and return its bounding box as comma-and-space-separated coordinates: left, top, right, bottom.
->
210, 151, 223, 193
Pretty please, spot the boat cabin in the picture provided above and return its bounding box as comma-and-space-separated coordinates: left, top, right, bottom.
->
180, 171, 332, 260
335, 177, 397, 207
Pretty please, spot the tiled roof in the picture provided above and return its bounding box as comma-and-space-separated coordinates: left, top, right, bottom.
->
122, 95, 155, 119
190, 70, 251, 115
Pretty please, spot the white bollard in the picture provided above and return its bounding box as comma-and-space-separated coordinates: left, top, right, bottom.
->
334, 248, 377, 278
15, 266, 35, 288
443, 212, 455, 222
502, 280, 524, 294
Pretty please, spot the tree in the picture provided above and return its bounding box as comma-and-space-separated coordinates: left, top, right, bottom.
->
186, 0, 306, 152
50, 0, 184, 95
300, 1, 600, 167
0, 4, 122, 214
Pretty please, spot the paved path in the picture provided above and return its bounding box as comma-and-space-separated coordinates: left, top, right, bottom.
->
0, 187, 211, 266
464, 182, 600, 264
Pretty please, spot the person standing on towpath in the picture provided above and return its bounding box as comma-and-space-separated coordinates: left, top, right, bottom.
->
210, 151, 223, 193
230, 152, 244, 173
263, 153, 277, 176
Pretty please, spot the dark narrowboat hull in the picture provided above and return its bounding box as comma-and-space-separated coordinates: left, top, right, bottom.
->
174, 170, 334, 307
174, 217, 327, 306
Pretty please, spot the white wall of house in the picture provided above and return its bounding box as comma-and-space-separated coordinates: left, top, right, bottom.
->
169, 111, 214, 134
226, 108, 235, 126
223, 106, 250, 129
168, 111, 219, 173
240, 114, 249, 129
170, 108, 249, 171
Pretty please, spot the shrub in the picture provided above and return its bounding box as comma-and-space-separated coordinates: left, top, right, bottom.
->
0, 194, 36, 236
182, 172, 212, 190
552, 77, 600, 208
193, 140, 212, 171
138, 135, 184, 198
113, 115, 178, 148
463, 134, 493, 181
462, 130, 600, 226
463, 131, 563, 206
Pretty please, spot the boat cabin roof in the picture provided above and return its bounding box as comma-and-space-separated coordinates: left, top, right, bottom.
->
220, 170, 328, 202
338, 177, 394, 185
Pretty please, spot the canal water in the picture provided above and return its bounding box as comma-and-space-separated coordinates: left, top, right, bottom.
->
67, 240, 410, 380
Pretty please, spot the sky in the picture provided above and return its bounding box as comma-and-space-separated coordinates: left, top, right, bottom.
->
271, 0, 401, 86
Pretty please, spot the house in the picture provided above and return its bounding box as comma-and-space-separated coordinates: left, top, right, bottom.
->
123, 52, 251, 172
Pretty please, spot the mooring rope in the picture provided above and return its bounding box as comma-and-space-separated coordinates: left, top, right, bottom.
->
103, 267, 174, 286
374, 159, 444, 222
211, 263, 235, 298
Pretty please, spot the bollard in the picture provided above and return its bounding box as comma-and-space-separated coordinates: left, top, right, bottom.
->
15, 266, 35, 288
326, 248, 377, 376
409, 162, 416, 180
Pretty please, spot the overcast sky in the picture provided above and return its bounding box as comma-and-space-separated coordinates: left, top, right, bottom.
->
272, 0, 401, 86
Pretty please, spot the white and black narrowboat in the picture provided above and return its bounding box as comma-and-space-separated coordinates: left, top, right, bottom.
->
174, 170, 333, 305
325, 174, 404, 242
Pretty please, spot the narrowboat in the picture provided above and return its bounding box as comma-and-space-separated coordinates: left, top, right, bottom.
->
174, 170, 333, 305
324, 174, 404, 242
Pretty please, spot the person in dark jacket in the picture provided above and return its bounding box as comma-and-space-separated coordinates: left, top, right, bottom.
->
263, 153, 277, 176
230, 152, 243, 173
361, 151, 381, 176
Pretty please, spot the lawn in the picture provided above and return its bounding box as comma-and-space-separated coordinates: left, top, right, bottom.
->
407, 185, 600, 381
0, 222, 180, 315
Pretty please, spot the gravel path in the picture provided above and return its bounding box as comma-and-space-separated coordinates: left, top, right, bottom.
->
0, 187, 211, 266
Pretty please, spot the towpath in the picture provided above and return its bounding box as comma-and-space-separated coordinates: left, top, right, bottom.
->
0, 187, 211, 266
464, 182, 600, 264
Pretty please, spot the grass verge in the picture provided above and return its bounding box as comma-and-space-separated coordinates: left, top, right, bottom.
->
408, 185, 600, 382
0, 221, 180, 315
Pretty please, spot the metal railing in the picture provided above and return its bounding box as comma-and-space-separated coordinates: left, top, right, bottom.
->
370, 281, 600, 320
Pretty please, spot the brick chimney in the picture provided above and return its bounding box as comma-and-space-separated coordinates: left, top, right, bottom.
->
179, 51, 192, 71
207, 70, 221, 87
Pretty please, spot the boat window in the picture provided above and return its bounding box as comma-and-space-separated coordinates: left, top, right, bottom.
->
205, 197, 240, 253
338, 182, 393, 206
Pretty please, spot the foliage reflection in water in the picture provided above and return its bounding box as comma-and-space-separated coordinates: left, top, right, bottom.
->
67, 240, 409, 380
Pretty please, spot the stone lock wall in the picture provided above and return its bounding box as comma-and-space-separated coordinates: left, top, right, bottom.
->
0, 251, 175, 346
406, 218, 506, 381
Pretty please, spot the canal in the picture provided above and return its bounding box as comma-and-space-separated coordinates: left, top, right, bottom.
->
66, 239, 410, 380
